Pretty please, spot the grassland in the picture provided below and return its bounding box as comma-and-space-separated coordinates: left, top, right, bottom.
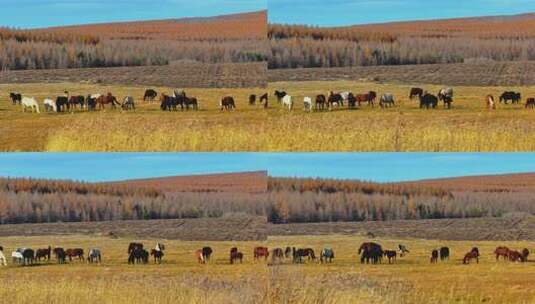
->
0, 234, 533, 304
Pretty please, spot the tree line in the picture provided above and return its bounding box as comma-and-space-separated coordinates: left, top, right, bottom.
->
268, 24, 535, 69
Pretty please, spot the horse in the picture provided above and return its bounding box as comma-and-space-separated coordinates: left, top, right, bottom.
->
358, 242, 383, 264
43, 98, 57, 112
53, 247, 66, 264
143, 89, 158, 102
398, 244, 410, 257
230, 247, 244, 264
12, 249, 24, 264
347, 93, 357, 109
508, 250, 523, 262
87, 248, 102, 263
284, 247, 292, 259
430, 250, 439, 264
128, 247, 148, 264
0, 246, 7, 266
438, 88, 454, 108
259, 93, 269, 106
254, 247, 269, 261
303, 97, 313, 112
327, 92, 343, 110
486, 95, 496, 110
292, 247, 316, 263
315, 95, 326, 111
281, 95, 293, 111
21, 97, 40, 113
383, 250, 396, 264
249, 94, 257, 106
69, 95, 85, 111
463, 247, 480, 264
184, 97, 198, 111
150, 249, 164, 263
128, 243, 144, 254
409, 88, 424, 100
220, 96, 236, 111
500, 91, 521, 104
271, 248, 284, 263
440, 247, 450, 261
522, 248, 530, 262
274, 90, 287, 103
320, 248, 335, 263
86, 95, 97, 111
356, 91, 376, 107
10, 92, 22, 105
495, 246, 510, 261
121, 96, 135, 111
525, 98, 535, 109
35, 246, 51, 261
55, 92, 69, 112
420, 93, 438, 109
22, 248, 35, 265
379, 93, 395, 108
66, 248, 84, 262
202, 247, 213, 262
97, 93, 118, 110
160, 94, 177, 111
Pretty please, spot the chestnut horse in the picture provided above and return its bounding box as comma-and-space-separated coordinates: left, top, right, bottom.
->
66, 248, 84, 262
463, 247, 480, 264
254, 247, 269, 261
35, 246, 51, 261
495, 246, 510, 261
430, 250, 439, 264
230, 247, 244, 264
96, 93, 118, 110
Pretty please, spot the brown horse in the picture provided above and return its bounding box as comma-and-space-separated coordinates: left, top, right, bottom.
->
383, 250, 397, 264
260, 93, 268, 106
356, 93, 374, 107
150, 249, 164, 264
409, 87, 424, 100
35, 246, 51, 261
315, 95, 326, 111
463, 247, 480, 264
230, 247, 244, 264
495, 246, 510, 261
221, 96, 236, 111
508, 250, 523, 262
526, 97, 535, 109
96, 93, 118, 110
254, 247, 269, 261
522, 248, 530, 262
65, 248, 84, 261
430, 250, 439, 264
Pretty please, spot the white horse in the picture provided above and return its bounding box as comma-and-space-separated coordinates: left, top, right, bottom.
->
282, 95, 293, 111
21, 97, 40, 113
43, 98, 57, 112
11, 249, 24, 264
303, 97, 313, 112
340, 91, 351, 103
0, 246, 7, 266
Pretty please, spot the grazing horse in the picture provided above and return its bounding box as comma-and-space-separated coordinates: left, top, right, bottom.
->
440, 247, 450, 261
22, 248, 35, 265
220, 96, 236, 111
463, 247, 480, 264
86, 95, 97, 111
274, 90, 287, 103
56, 92, 69, 112
143, 89, 158, 102
438, 88, 454, 108
500, 91, 521, 104
347, 93, 357, 109
303, 97, 313, 112
292, 247, 316, 263
522, 248, 530, 262
69, 95, 85, 110
508, 250, 523, 262
383, 250, 396, 264
196, 249, 205, 264
160, 94, 177, 111
398, 244, 410, 257
320, 248, 335, 263
12, 249, 24, 264
486, 95, 496, 110
430, 250, 439, 264
409, 88, 424, 100
315, 95, 327, 111
358, 242, 383, 264
21, 97, 40, 113
271, 248, 284, 263
35, 246, 51, 261
230, 247, 244, 264
184, 97, 198, 111
150, 249, 164, 263
96, 93, 118, 110
43, 98, 57, 112
202, 247, 213, 263
66, 248, 84, 261
10, 92, 22, 105
380, 93, 395, 108
284, 247, 292, 259
495, 246, 510, 261
0, 246, 7, 266
254, 247, 269, 261
53, 248, 66, 264
356, 91, 376, 107
327, 92, 343, 110
249, 94, 257, 106
420, 93, 438, 109
260, 93, 269, 106
526, 98, 535, 109
128, 247, 148, 264
281, 95, 293, 111
87, 249, 101, 263
121, 96, 135, 111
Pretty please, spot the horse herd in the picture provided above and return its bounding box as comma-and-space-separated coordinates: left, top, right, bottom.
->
1, 242, 528, 267
7, 87, 535, 114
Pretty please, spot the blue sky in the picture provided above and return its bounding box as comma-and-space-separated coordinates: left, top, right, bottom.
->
269, 0, 535, 26
1, 153, 535, 183
0, 0, 266, 28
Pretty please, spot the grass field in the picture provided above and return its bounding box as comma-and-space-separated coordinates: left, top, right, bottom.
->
0, 234, 533, 304
3, 80, 535, 151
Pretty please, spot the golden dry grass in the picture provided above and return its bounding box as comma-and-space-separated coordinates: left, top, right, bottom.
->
3, 80, 535, 151
0, 234, 533, 304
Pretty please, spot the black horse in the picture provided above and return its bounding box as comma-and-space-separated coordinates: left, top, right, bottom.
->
10, 92, 22, 105
500, 91, 521, 104
420, 93, 438, 109
409, 87, 424, 100
202, 247, 213, 262
274, 90, 287, 103
220, 96, 236, 111
56, 95, 69, 112
53, 247, 67, 264
160, 94, 178, 111
22, 248, 35, 265
440, 247, 450, 261
358, 242, 383, 264
128, 247, 148, 264
144, 89, 158, 102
